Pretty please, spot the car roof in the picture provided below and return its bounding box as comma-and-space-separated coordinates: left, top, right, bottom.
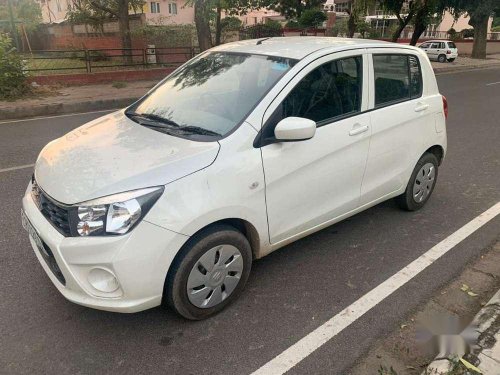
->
424, 40, 453, 43
211, 36, 416, 60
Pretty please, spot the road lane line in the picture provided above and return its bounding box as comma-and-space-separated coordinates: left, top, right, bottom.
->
251, 202, 500, 375
486, 81, 500, 86
0, 164, 35, 173
0, 109, 115, 125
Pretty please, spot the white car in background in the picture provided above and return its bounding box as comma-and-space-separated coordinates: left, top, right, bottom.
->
419, 40, 458, 62
22, 37, 448, 320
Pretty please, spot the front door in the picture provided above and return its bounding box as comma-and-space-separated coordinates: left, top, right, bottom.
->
260, 52, 371, 244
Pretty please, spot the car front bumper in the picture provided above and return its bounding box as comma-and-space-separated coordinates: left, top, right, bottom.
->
22, 186, 189, 313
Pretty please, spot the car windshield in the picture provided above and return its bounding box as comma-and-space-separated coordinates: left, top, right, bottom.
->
126, 52, 297, 140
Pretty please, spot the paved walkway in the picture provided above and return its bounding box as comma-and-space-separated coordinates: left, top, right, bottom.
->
0, 80, 157, 121
432, 54, 500, 72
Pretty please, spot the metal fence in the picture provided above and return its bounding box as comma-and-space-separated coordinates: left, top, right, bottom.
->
21, 47, 199, 75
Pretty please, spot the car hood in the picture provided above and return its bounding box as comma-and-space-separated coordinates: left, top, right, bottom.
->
34, 111, 220, 205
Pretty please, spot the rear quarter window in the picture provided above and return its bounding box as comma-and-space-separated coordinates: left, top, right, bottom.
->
448, 42, 457, 49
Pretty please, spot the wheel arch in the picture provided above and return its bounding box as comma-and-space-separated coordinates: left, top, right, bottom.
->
162, 218, 262, 304
425, 145, 444, 165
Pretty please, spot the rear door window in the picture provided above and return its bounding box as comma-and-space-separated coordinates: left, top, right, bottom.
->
373, 54, 422, 107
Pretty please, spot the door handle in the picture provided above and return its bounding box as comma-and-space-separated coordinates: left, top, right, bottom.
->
349, 124, 369, 136
414, 103, 429, 112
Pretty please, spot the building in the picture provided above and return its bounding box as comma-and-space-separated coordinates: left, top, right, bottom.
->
36, 0, 281, 26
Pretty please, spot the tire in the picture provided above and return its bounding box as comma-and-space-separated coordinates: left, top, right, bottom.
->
448, 58, 455, 62
165, 224, 252, 320
438, 54, 447, 63
396, 153, 439, 211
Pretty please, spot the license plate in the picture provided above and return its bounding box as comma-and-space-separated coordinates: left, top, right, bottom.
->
21, 210, 47, 256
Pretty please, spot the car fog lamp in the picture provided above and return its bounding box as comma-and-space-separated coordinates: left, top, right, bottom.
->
88, 268, 119, 293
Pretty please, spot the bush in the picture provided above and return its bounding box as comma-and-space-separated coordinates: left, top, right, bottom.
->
220, 16, 242, 32
285, 20, 300, 28
328, 18, 348, 37
240, 22, 283, 40
0, 33, 29, 99
299, 9, 327, 28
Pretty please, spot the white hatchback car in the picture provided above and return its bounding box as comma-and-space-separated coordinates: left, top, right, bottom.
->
419, 40, 458, 62
22, 37, 447, 320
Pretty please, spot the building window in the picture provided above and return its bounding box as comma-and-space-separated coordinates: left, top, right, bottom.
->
56, 0, 62, 12
151, 2, 160, 14
168, 2, 177, 14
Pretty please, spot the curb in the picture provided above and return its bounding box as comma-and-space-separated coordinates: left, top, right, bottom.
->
0, 97, 139, 121
423, 289, 500, 374
433, 63, 500, 74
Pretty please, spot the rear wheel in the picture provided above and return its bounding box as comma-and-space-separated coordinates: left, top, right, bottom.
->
166, 224, 252, 320
438, 54, 447, 63
396, 153, 439, 211
448, 58, 455, 62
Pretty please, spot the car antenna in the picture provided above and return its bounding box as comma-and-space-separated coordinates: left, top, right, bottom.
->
256, 37, 272, 45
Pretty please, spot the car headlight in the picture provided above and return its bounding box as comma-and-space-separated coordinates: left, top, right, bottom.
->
73, 187, 163, 237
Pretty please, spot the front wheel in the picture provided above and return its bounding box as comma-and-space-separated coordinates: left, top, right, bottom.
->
396, 153, 439, 211
166, 224, 252, 320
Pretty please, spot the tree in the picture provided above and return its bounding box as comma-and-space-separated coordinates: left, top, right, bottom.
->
299, 8, 327, 28
381, 0, 418, 42
409, 0, 446, 45
446, 0, 497, 59
0, 32, 29, 99
67, 0, 144, 53
266, 0, 324, 19
344, 0, 374, 38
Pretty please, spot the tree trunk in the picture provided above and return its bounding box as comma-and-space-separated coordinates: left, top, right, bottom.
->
194, 0, 212, 51
470, 14, 489, 59
117, 0, 132, 63
215, 4, 222, 46
410, 6, 428, 46
391, 20, 406, 42
347, 12, 356, 38
296, 0, 302, 18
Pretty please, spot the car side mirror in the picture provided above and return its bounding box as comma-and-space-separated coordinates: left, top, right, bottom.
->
274, 117, 316, 142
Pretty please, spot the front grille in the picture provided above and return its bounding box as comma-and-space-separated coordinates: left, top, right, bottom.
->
32, 178, 72, 236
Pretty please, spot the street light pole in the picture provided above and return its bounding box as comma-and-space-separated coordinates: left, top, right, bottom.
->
7, 0, 21, 50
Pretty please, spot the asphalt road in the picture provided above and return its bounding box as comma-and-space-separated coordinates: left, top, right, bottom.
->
1, 68, 499, 375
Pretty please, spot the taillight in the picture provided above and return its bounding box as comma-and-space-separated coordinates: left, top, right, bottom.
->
446, 50, 451, 54
442, 95, 448, 120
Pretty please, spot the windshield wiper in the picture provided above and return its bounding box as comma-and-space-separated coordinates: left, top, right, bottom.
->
126, 112, 182, 128
176, 126, 221, 137
126, 111, 221, 137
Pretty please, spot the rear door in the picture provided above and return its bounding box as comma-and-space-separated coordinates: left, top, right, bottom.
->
260, 51, 371, 244
360, 50, 431, 205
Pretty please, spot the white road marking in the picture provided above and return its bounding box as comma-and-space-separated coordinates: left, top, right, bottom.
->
0, 109, 116, 125
251, 202, 500, 375
486, 81, 500, 86
0, 164, 35, 173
